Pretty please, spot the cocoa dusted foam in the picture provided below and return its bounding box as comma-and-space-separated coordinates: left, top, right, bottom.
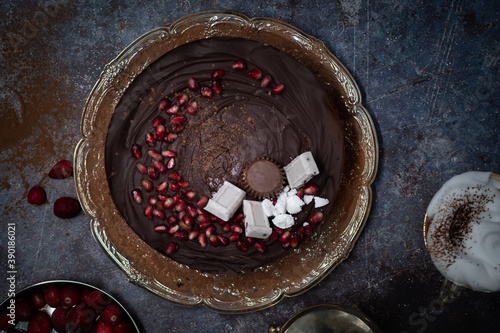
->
105, 38, 344, 274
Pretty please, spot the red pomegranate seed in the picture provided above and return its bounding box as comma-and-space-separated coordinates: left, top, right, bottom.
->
145, 132, 155, 146
158, 98, 171, 112
200, 86, 213, 98
153, 209, 165, 220
196, 214, 210, 224
131, 144, 142, 159
53, 197, 81, 219
254, 242, 267, 253
232, 60, 246, 70
230, 223, 243, 234
165, 133, 178, 143
131, 189, 143, 204
167, 158, 176, 170
183, 214, 194, 226
174, 231, 188, 240
197, 196, 209, 208
205, 225, 216, 238
188, 230, 199, 240
236, 240, 248, 252
217, 235, 229, 246
186, 101, 198, 115
197, 220, 211, 230
179, 220, 192, 231
148, 167, 159, 180
212, 80, 222, 94
157, 181, 169, 193
198, 233, 207, 247
154, 224, 168, 233
141, 179, 153, 192
166, 104, 179, 115
186, 204, 197, 217
169, 182, 179, 192
136, 162, 147, 174
296, 188, 304, 200
168, 171, 181, 181
185, 190, 196, 201
165, 242, 178, 255
148, 195, 158, 206
279, 230, 291, 244
289, 233, 299, 247
27, 185, 46, 205
272, 83, 285, 94
153, 161, 167, 174
296, 227, 305, 241
178, 180, 189, 188
234, 213, 244, 222
247, 68, 262, 80
230, 234, 241, 242
245, 237, 255, 245
151, 116, 165, 127
304, 224, 313, 237
170, 122, 184, 133
168, 225, 180, 234
172, 192, 183, 203
307, 211, 324, 225
177, 93, 189, 106
143, 206, 153, 219
303, 182, 319, 195
155, 124, 165, 141
49, 160, 73, 179
167, 215, 177, 225
162, 150, 177, 158
148, 150, 162, 161
269, 229, 279, 240
260, 75, 272, 88
188, 77, 200, 91
175, 199, 187, 212
209, 235, 220, 246
274, 227, 284, 235
211, 69, 224, 80
170, 115, 186, 125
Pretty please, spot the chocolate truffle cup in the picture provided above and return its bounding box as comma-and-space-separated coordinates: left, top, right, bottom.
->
74, 11, 378, 313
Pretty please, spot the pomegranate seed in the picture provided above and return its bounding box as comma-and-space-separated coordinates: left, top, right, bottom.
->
272, 83, 285, 94
148, 167, 159, 180
247, 68, 262, 80
153, 160, 167, 174
157, 181, 169, 192
179, 220, 192, 231
197, 196, 209, 208
211, 69, 224, 80
260, 75, 272, 88
236, 240, 248, 252
163, 197, 174, 209
296, 188, 304, 200
172, 192, 183, 203
162, 149, 177, 158
303, 182, 319, 195
142, 179, 153, 192
230, 234, 241, 242
279, 230, 291, 244
169, 225, 180, 234
149, 195, 159, 206
53, 197, 81, 219
188, 230, 199, 240
209, 235, 220, 246
269, 230, 279, 240
212, 80, 222, 94
186, 101, 198, 115
131, 189, 143, 204
177, 93, 189, 106
217, 235, 229, 246
289, 233, 299, 247
155, 124, 165, 141
296, 227, 305, 241
273, 227, 284, 235
49, 160, 73, 179
165, 242, 178, 255
168, 171, 181, 181
153, 209, 165, 220
136, 162, 147, 174
245, 237, 255, 245
158, 98, 171, 112
170, 122, 184, 133
171, 115, 186, 125
232, 60, 246, 70
148, 150, 162, 161
188, 77, 200, 91
165, 133, 178, 143
167, 158, 176, 170
145, 132, 155, 146
166, 104, 179, 115
151, 116, 165, 127
234, 213, 244, 222
131, 144, 142, 159
156, 201, 166, 210
254, 242, 267, 253
186, 204, 197, 217
167, 215, 177, 225
307, 211, 324, 225
178, 210, 187, 220
27, 186, 46, 205
205, 225, 216, 238
230, 223, 243, 234
178, 180, 189, 188
197, 221, 211, 230
154, 224, 168, 233
200, 86, 213, 98
175, 199, 187, 212
198, 233, 207, 247
185, 190, 196, 201
183, 214, 194, 226
304, 224, 313, 237
143, 206, 153, 219
196, 214, 210, 224
174, 231, 188, 240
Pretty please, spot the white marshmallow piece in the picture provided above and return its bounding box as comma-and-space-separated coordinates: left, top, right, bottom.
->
275, 191, 288, 215
262, 199, 278, 217
284, 151, 319, 188
272, 214, 295, 229
204, 181, 245, 221
243, 200, 273, 239
303, 195, 314, 205
286, 195, 305, 214
314, 196, 329, 208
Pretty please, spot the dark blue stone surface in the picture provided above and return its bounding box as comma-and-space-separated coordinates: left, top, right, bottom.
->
1, 1, 499, 332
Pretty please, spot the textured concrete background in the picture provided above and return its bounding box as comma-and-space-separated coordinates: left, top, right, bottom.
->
1, 0, 499, 332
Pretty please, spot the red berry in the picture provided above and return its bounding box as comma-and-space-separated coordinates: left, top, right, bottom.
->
165, 242, 178, 255
131, 189, 143, 204
212, 80, 222, 94
14, 297, 36, 321
85, 290, 110, 313
112, 320, 133, 333
232, 60, 246, 70
177, 93, 189, 106
53, 197, 81, 219
31, 290, 46, 309
303, 182, 319, 195
51, 306, 70, 333
272, 83, 285, 94
157, 98, 171, 112
27, 311, 51, 333
211, 69, 224, 80
48, 160, 73, 179
200, 86, 213, 98
260, 75, 272, 88
96, 320, 114, 333
0, 312, 15, 330
66, 303, 96, 333
186, 101, 198, 115
307, 211, 324, 225
165, 104, 179, 115
60, 285, 81, 308
151, 116, 165, 127
154, 224, 168, 233
130, 144, 142, 159
247, 68, 262, 80
44, 285, 60, 307
187, 77, 200, 91
27, 186, 46, 206
196, 196, 208, 208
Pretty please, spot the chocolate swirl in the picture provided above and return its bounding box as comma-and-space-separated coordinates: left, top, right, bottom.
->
105, 38, 344, 274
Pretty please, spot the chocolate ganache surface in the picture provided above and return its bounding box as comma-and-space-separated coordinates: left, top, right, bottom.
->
105, 38, 344, 274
